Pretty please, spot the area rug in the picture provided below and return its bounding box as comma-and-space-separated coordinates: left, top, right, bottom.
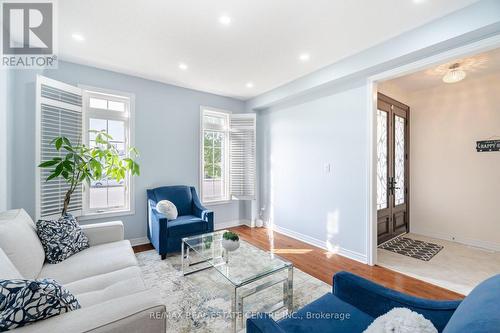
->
379, 237, 443, 261
136, 240, 330, 333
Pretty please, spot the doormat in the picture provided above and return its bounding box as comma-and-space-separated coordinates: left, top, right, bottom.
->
379, 237, 443, 261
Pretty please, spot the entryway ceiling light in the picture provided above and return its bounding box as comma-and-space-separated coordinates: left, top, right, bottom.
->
442, 63, 466, 83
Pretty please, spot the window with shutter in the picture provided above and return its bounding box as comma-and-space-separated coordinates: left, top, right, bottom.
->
36, 75, 83, 219
200, 108, 256, 203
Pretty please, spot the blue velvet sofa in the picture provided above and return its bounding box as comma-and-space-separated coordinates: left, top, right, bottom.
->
247, 271, 500, 333
146, 186, 214, 259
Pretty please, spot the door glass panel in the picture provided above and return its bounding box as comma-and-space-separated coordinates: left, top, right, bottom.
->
394, 115, 405, 205
377, 110, 388, 210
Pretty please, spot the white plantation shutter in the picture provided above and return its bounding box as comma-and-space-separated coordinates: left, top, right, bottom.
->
230, 113, 256, 199
36, 75, 83, 219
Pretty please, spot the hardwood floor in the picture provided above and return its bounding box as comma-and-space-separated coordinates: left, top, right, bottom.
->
133, 226, 464, 300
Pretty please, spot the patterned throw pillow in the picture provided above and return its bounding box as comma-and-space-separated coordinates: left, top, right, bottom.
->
0, 279, 80, 331
36, 216, 90, 264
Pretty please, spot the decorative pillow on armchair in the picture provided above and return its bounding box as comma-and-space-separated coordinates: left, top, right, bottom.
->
156, 200, 178, 220
0, 278, 80, 331
36, 216, 89, 264
364, 307, 437, 333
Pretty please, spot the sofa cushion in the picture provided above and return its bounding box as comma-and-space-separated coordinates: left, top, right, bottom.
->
64, 266, 144, 295
152, 186, 193, 216
278, 293, 374, 333
443, 274, 500, 333
167, 215, 208, 237
38, 240, 137, 284
75, 277, 146, 307
0, 249, 22, 280
0, 278, 80, 331
0, 209, 45, 279
36, 216, 90, 264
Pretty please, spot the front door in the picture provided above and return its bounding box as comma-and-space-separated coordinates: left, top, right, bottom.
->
377, 93, 409, 245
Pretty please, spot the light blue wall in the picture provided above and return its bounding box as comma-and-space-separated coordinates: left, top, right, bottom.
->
8, 61, 246, 240
258, 83, 369, 260
0, 69, 12, 211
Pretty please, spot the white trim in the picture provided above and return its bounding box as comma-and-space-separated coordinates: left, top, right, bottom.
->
271, 224, 368, 264
203, 200, 233, 206
78, 209, 136, 221
410, 228, 500, 252
366, 34, 500, 267
129, 237, 149, 247
214, 219, 250, 231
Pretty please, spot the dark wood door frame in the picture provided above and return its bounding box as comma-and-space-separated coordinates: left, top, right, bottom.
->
377, 93, 410, 245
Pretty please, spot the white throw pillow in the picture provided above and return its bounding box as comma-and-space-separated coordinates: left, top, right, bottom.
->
156, 200, 178, 220
364, 308, 437, 333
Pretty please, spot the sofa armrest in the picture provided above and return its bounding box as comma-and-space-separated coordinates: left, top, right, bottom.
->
247, 314, 285, 333
333, 271, 462, 332
81, 221, 124, 246
14, 289, 166, 333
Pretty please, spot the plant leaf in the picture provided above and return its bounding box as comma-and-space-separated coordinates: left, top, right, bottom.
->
55, 137, 63, 150
38, 160, 59, 168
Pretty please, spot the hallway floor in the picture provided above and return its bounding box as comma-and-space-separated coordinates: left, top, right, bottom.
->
377, 233, 500, 295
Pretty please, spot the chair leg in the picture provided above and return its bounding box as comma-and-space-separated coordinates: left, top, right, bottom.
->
161, 254, 166, 260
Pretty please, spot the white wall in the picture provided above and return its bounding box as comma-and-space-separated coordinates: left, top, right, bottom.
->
258, 84, 369, 262
406, 72, 500, 250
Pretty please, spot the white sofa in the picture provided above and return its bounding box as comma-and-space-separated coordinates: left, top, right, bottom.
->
0, 209, 166, 333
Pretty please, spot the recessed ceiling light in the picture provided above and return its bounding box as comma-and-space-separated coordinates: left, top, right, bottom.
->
72, 33, 85, 42
299, 53, 310, 62
178, 63, 188, 71
219, 15, 232, 25
246, 82, 254, 88
413, 0, 427, 3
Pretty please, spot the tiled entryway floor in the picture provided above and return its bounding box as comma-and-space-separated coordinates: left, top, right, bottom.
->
378, 233, 500, 295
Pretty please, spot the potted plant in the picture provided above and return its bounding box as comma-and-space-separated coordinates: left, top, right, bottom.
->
38, 131, 140, 218
221, 231, 240, 252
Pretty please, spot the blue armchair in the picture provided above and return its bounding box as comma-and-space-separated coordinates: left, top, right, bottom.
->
247, 271, 500, 333
146, 186, 214, 259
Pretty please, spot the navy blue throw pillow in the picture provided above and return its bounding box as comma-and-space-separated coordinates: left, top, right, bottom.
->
0, 279, 80, 331
36, 215, 90, 264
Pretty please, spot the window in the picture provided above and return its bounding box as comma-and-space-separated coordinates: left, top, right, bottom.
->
82, 87, 134, 217
201, 110, 230, 202
200, 108, 256, 203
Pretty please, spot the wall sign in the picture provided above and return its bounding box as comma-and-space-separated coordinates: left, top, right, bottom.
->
476, 140, 500, 152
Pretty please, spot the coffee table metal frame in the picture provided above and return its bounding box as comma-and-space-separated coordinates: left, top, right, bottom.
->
181, 231, 293, 332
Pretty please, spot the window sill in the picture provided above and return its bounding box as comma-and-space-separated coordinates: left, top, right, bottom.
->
79, 209, 135, 221
203, 200, 234, 207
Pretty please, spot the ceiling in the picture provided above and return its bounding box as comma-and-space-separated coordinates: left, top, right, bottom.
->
59, 0, 480, 100
384, 47, 500, 91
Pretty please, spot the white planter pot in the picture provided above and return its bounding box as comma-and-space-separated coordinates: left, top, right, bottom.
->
222, 239, 240, 252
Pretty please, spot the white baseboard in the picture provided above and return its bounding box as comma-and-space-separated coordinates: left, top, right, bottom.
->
271, 224, 368, 264
129, 237, 149, 246
410, 227, 500, 252
128, 220, 250, 246
215, 219, 250, 230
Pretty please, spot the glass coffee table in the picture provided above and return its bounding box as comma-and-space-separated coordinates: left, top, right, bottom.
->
181, 230, 293, 332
